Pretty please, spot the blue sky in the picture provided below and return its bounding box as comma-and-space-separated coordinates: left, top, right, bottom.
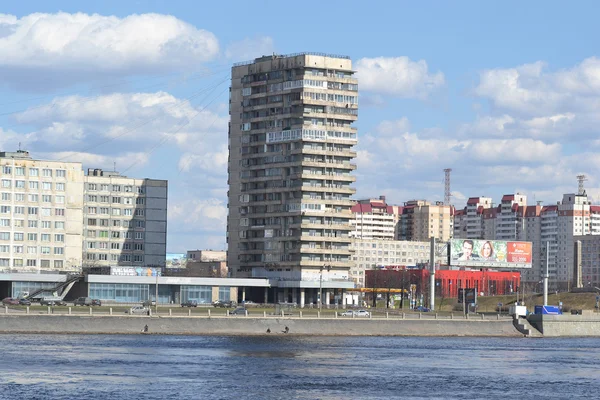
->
1, 1, 599, 252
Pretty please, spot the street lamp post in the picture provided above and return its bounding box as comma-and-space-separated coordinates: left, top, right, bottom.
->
319, 265, 331, 311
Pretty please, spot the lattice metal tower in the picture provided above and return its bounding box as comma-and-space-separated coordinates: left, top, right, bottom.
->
444, 168, 452, 205
577, 174, 587, 195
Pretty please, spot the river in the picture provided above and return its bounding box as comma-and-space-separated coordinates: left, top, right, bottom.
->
1, 334, 599, 399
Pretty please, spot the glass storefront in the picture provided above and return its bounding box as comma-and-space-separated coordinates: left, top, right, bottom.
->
218, 287, 230, 301
12, 281, 57, 298
89, 283, 149, 303
180, 285, 212, 304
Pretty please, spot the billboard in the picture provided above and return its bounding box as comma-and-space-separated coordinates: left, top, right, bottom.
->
449, 239, 532, 268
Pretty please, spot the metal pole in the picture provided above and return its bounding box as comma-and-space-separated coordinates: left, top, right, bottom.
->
319, 266, 322, 312
155, 270, 159, 315
543, 241, 549, 306
429, 237, 435, 311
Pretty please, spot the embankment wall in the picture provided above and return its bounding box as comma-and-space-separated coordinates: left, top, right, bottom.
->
528, 314, 600, 337
0, 315, 522, 336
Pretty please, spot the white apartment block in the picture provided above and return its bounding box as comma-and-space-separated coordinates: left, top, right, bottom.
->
350, 196, 401, 240
350, 238, 446, 287
0, 151, 84, 272
455, 192, 600, 289
82, 169, 168, 269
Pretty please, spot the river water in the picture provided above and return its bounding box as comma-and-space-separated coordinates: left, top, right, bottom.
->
1, 334, 599, 399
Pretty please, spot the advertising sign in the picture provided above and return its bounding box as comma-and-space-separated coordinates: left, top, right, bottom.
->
449, 239, 532, 268
458, 288, 477, 304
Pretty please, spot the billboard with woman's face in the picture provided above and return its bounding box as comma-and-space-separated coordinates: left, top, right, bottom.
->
450, 239, 532, 268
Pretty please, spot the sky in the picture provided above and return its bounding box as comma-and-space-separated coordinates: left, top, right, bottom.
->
1, 1, 599, 252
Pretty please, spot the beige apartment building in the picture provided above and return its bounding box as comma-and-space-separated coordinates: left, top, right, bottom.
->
399, 200, 453, 242
0, 150, 84, 272
227, 53, 358, 304
350, 239, 446, 287
82, 169, 168, 269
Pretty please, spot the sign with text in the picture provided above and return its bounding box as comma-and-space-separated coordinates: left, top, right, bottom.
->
458, 288, 477, 304
449, 239, 532, 268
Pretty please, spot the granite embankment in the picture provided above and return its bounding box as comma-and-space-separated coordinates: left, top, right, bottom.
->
0, 314, 522, 336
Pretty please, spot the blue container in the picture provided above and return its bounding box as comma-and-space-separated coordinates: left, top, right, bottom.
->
534, 305, 562, 315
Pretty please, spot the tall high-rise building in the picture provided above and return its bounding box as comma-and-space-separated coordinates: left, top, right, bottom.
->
227, 53, 358, 304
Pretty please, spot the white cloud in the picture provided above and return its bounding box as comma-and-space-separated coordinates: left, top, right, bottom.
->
0, 12, 220, 89
0, 12, 219, 70
43, 151, 150, 171
169, 198, 227, 232
224, 36, 275, 62
13, 91, 228, 151
474, 57, 600, 117
178, 146, 228, 175
355, 56, 444, 99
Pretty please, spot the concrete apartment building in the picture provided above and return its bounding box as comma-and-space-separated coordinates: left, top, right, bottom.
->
0, 150, 168, 274
227, 53, 358, 304
350, 196, 402, 240
186, 250, 226, 262
349, 238, 447, 287
0, 150, 84, 272
82, 168, 168, 269
398, 200, 453, 242
573, 234, 600, 288
454, 192, 600, 289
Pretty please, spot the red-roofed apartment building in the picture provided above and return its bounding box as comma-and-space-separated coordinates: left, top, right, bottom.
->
350, 196, 402, 240
454, 192, 600, 290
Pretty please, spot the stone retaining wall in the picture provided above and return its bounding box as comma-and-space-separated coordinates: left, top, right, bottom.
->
0, 315, 522, 336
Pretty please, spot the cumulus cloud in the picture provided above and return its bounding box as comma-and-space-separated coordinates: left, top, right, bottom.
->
12, 91, 228, 150
0, 12, 220, 89
474, 57, 600, 116
355, 56, 444, 99
169, 198, 227, 231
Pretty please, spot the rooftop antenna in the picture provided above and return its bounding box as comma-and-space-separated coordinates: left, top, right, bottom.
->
444, 168, 452, 205
577, 174, 587, 195
18, 142, 21, 151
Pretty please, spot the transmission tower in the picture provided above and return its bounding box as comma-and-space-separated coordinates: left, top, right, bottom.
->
444, 168, 452, 205
577, 174, 587, 195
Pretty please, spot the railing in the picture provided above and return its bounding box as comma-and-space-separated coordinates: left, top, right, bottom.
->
233, 52, 350, 67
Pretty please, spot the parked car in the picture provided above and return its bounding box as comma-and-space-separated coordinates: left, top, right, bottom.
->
242, 300, 255, 305
181, 300, 198, 307
354, 310, 371, 317
340, 310, 354, 317
18, 298, 31, 306
40, 299, 67, 306
74, 297, 93, 306
414, 306, 430, 312
2, 297, 20, 306
230, 307, 247, 316
127, 306, 150, 315
92, 299, 102, 306
213, 300, 236, 308
141, 300, 156, 307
